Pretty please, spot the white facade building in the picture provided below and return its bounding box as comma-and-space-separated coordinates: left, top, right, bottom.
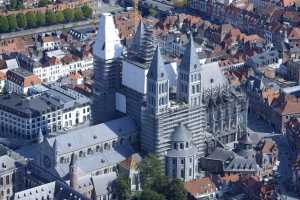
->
0, 85, 91, 140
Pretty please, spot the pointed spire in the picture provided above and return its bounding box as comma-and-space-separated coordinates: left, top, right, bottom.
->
129, 19, 145, 53
37, 128, 44, 144
180, 34, 200, 72
147, 46, 166, 81
140, 24, 156, 64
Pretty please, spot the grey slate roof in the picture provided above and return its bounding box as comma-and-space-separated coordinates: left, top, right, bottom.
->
199, 62, 228, 92
179, 35, 201, 73
171, 123, 192, 142
206, 147, 235, 162
239, 134, 253, 145
46, 116, 137, 154
147, 46, 168, 81
92, 172, 117, 196
53, 144, 135, 178
14, 181, 90, 200
0, 94, 61, 118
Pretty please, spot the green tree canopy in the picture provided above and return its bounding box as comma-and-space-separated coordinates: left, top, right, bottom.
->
38, 0, 49, 7
55, 11, 64, 24
36, 12, 46, 26
45, 10, 56, 25
7, 14, 17, 31
139, 154, 163, 189
74, 8, 84, 21
114, 176, 131, 200
26, 12, 37, 28
63, 8, 75, 22
9, 0, 23, 10
81, 5, 93, 18
0, 16, 9, 33
139, 189, 165, 200
166, 179, 187, 200
16, 13, 27, 29
148, 7, 157, 17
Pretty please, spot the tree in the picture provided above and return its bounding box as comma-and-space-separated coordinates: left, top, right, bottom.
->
7, 14, 17, 31
81, 5, 92, 18
55, 11, 64, 24
148, 7, 157, 17
0, 16, 9, 33
38, 0, 49, 7
139, 154, 163, 189
36, 12, 46, 26
9, 0, 23, 10
139, 189, 165, 200
63, 8, 75, 22
151, 175, 169, 195
26, 12, 37, 28
16, 13, 27, 29
9, 0, 17, 10
45, 10, 56, 25
166, 179, 187, 200
114, 176, 131, 200
74, 8, 84, 21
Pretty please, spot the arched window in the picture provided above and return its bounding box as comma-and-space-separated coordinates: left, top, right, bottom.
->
180, 143, 184, 149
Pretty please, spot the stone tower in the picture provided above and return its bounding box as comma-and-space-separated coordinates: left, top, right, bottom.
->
177, 35, 202, 107
69, 153, 79, 190
165, 123, 199, 182
146, 46, 169, 115
92, 13, 123, 124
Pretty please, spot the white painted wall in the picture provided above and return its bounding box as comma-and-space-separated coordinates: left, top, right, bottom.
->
122, 61, 148, 94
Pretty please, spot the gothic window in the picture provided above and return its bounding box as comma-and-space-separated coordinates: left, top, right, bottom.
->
96, 145, 101, 152
104, 143, 109, 150
181, 169, 185, 178
5, 176, 9, 185
189, 168, 192, 176
197, 84, 200, 93
186, 142, 189, 148
87, 148, 93, 154
180, 143, 184, 149
192, 86, 195, 94
173, 143, 177, 149
181, 159, 185, 164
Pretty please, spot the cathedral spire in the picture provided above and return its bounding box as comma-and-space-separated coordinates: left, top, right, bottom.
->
147, 46, 166, 81
180, 34, 200, 73
146, 46, 169, 114
129, 19, 145, 55
140, 24, 156, 64
177, 35, 202, 106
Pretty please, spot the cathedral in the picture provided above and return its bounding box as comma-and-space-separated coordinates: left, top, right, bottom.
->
92, 14, 248, 177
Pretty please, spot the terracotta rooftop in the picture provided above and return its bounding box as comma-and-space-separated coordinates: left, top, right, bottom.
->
184, 177, 217, 198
